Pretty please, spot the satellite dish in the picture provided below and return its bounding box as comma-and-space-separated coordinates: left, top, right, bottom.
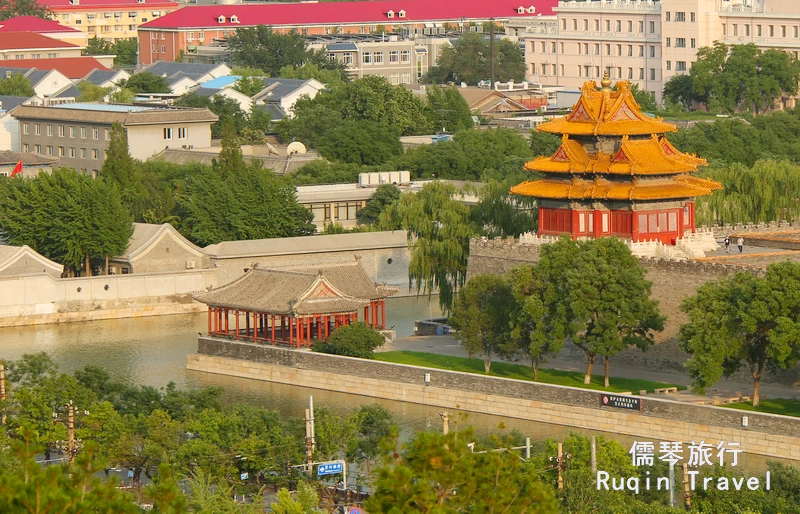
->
287, 141, 307, 155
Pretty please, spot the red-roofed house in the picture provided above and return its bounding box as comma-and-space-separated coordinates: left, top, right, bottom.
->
0, 32, 82, 61
38, 0, 180, 43
138, 0, 558, 65
0, 16, 87, 47
0, 57, 109, 80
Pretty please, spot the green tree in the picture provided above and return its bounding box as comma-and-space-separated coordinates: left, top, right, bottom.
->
449, 273, 513, 373
358, 184, 401, 225
423, 86, 474, 133
112, 39, 138, 67
278, 61, 347, 86
425, 32, 525, 85
380, 181, 475, 313
215, 118, 246, 172
313, 322, 385, 358
271, 482, 322, 514
679, 262, 800, 406
108, 87, 135, 104
471, 156, 539, 238
234, 75, 266, 97
663, 73, 695, 109
100, 122, 142, 211
83, 36, 113, 56
366, 427, 558, 513
228, 26, 328, 77
0, 72, 34, 96
0, 0, 51, 21
630, 83, 657, 113
121, 72, 171, 94
529, 130, 561, 157
77, 81, 109, 102
316, 119, 402, 165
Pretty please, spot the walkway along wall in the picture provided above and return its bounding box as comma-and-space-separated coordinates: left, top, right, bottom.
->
0, 269, 217, 327
189, 338, 800, 461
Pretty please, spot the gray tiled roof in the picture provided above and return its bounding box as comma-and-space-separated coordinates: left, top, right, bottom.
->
83, 69, 121, 86
193, 268, 370, 315
204, 230, 408, 259
0, 95, 30, 111
256, 103, 287, 121
54, 84, 80, 98
288, 262, 398, 299
0, 150, 57, 165
123, 222, 204, 260
326, 43, 358, 51
12, 104, 218, 125
142, 62, 223, 80
256, 78, 309, 101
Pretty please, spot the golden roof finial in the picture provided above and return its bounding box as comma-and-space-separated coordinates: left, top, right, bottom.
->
600, 70, 612, 91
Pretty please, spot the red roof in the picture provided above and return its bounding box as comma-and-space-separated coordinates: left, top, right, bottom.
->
39, 0, 177, 8
140, 0, 558, 30
0, 32, 78, 50
0, 57, 108, 79
0, 16, 82, 33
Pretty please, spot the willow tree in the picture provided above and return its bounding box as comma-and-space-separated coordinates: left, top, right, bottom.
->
379, 181, 475, 313
679, 262, 800, 406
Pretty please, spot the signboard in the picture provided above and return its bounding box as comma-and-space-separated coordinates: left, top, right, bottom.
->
348, 508, 363, 514
318, 462, 344, 476
240, 472, 249, 480
599, 393, 641, 411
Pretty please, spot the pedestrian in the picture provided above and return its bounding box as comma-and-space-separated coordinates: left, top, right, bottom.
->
737, 236, 744, 253
724, 236, 730, 252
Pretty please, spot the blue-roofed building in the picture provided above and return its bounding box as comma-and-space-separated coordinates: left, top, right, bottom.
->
12, 103, 218, 175
199, 75, 241, 90
193, 85, 253, 112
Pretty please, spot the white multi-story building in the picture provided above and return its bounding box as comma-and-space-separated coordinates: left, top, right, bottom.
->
524, 0, 800, 106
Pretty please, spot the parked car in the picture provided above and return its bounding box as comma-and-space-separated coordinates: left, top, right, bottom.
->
477, 80, 491, 88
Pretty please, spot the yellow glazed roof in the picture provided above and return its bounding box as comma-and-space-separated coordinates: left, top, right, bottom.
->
510, 176, 722, 201
537, 81, 677, 136
525, 134, 708, 175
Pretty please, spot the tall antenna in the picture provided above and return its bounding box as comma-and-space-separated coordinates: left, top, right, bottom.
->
489, 17, 495, 89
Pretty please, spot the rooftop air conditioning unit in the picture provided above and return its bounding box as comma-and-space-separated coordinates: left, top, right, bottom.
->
186, 260, 196, 269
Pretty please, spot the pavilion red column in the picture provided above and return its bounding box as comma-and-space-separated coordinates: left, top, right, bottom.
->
207, 308, 212, 335
235, 311, 240, 340
270, 315, 275, 343
224, 309, 229, 336
252, 312, 258, 342
381, 300, 386, 329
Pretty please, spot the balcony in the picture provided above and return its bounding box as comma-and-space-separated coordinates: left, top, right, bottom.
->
558, 0, 661, 12
718, 5, 765, 14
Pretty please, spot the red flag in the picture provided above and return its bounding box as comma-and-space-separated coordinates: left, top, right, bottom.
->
9, 160, 22, 178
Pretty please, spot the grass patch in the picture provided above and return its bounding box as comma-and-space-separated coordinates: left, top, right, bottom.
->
723, 398, 800, 418
373, 351, 685, 394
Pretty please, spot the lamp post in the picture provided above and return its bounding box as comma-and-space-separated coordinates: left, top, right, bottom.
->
52, 400, 89, 464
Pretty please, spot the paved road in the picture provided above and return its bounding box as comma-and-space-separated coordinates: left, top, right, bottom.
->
380, 335, 800, 400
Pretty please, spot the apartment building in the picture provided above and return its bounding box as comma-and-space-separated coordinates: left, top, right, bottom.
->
0, 16, 88, 47
524, 0, 800, 105
307, 35, 452, 85
13, 103, 217, 176
41, 0, 179, 44
137, 0, 558, 65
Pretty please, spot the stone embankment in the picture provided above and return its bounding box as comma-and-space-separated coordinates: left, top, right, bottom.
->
189, 338, 800, 461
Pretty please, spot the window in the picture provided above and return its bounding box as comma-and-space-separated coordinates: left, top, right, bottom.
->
757, 25, 762, 37
733, 25, 738, 36
583, 19, 588, 31
46, 145, 53, 155
69, 147, 75, 158
177, 127, 187, 139
58, 125, 65, 137
80, 127, 86, 138
551, 42, 556, 53
782, 26, 787, 38
638, 45, 644, 57
373, 51, 383, 64
745, 24, 751, 36
639, 68, 644, 80
605, 44, 611, 56
22, 144, 28, 152
665, 12, 670, 22
58, 146, 65, 157
616, 20, 621, 32
676, 38, 686, 48
400, 50, 410, 62
81, 148, 87, 158
666, 61, 671, 71
675, 12, 685, 22
572, 19, 577, 30
22, 123, 28, 135
676, 61, 687, 72
594, 44, 599, 55
650, 46, 655, 58
540, 41, 545, 53
627, 45, 632, 56
389, 50, 399, 63
35, 144, 41, 153
691, 38, 696, 48
562, 19, 566, 30
46, 124, 52, 136
650, 68, 656, 80
92, 128, 99, 140
105, 129, 110, 141
92, 149, 99, 159
638, 21, 643, 33
594, 20, 599, 31
400, 72, 411, 84
722, 24, 727, 36
531, 63, 536, 75
594, 66, 600, 78
616, 44, 622, 56
627, 21, 632, 32
362, 52, 372, 64
584, 43, 589, 54
769, 25, 774, 37
795, 27, 798, 38
389, 73, 400, 85
628, 68, 633, 79
163, 127, 172, 139
649, 21, 655, 33
560, 42, 564, 53
343, 52, 353, 65
605, 20, 610, 31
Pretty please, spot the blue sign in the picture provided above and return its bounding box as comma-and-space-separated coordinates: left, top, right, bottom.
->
317, 462, 343, 476
240, 472, 249, 480
348, 508, 363, 514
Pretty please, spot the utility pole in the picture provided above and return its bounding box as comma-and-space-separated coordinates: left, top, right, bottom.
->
681, 463, 692, 509
304, 398, 314, 473
489, 18, 495, 89
440, 412, 450, 435
67, 402, 75, 464
549, 442, 570, 490
0, 362, 6, 426
590, 436, 597, 473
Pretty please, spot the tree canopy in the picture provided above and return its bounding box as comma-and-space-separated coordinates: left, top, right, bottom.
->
425, 32, 525, 85
121, 72, 171, 94
423, 85, 474, 133
663, 42, 800, 113
0, 72, 34, 96
0, 0, 51, 21
679, 262, 800, 406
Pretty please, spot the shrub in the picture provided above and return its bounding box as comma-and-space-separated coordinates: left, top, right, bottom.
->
312, 322, 385, 359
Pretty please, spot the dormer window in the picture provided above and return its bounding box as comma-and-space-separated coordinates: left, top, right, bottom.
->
230, 14, 239, 23
136, 0, 144, 3
217, 15, 225, 23
398, 10, 406, 18
527, 6, 535, 13
387, 10, 394, 18
69, 0, 79, 5
517, 6, 525, 14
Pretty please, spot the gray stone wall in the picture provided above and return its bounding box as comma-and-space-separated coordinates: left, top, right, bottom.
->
195, 338, 800, 444
132, 233, 203, 274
